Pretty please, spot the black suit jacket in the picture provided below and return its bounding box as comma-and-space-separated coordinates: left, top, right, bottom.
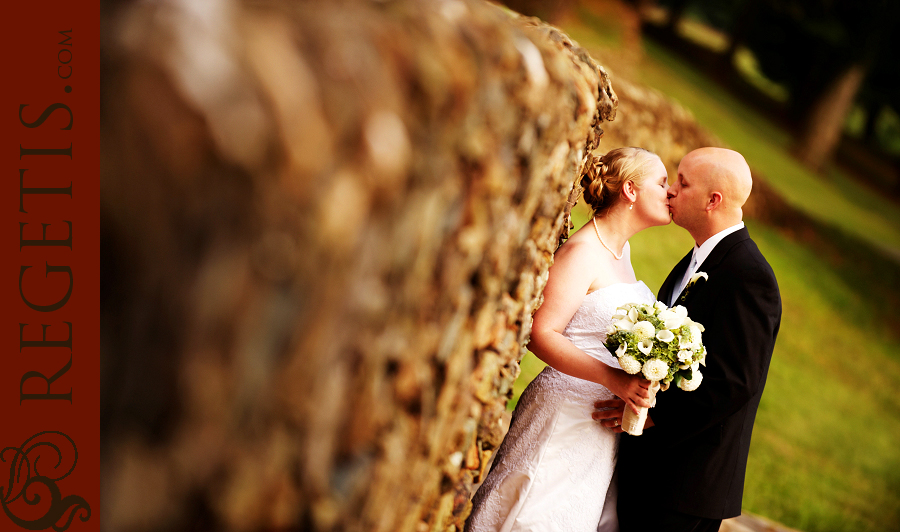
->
617, 227, 782, 520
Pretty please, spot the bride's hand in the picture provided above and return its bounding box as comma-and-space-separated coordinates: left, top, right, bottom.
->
605, 368, 652, 414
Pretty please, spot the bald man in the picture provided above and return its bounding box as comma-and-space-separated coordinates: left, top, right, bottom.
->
595, 148, 782, 532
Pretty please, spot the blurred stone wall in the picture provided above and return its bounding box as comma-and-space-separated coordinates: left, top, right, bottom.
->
100, 1, 616, 530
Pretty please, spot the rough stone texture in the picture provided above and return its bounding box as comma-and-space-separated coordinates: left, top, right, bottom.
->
100, 1, 616, 530
599, 75, 721, 174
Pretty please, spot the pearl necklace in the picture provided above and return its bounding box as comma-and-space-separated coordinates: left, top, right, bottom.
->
592, 217, 623, 260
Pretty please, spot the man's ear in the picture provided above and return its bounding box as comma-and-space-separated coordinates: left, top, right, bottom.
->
706, 191, 723, 211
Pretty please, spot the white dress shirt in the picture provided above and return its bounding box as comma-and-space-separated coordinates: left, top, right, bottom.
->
671, 222, 745, 305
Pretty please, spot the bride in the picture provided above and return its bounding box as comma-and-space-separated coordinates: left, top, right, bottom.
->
465, 147, 672, 532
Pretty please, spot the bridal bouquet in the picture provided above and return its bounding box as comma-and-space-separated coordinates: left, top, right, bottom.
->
604, 301, 707, 435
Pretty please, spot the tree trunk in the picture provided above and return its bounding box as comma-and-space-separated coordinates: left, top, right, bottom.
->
795, 62, 868, 172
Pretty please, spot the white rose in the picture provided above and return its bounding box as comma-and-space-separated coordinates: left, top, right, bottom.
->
656, 329, 675, 343
618, 354, 642, 375
642, 358, 669, 381
677, 350, 693, 364
678, 370, 703, 391
654, 301, 668, 311
637, 339, 654, 355
615, 342, 627, 357
689, 325, 703, 349
632, 321, 656, 341
614, 320, 634, 332
607, 324, 618, 335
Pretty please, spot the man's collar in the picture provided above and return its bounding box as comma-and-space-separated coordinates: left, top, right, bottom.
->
691, 221, 745, 268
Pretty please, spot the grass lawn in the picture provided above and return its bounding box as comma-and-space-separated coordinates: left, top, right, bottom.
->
507, 5, 900, 531
742, 223, 900, 532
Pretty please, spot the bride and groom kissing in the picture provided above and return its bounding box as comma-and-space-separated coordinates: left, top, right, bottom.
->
465, 147, 782, 532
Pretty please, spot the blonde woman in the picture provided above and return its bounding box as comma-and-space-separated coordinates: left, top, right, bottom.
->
466, 147, 671, 532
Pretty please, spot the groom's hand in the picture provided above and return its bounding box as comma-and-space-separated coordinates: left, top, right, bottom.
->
593, 399, 626, 433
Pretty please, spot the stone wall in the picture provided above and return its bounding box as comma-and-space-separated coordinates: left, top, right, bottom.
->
100, 1, 617, 530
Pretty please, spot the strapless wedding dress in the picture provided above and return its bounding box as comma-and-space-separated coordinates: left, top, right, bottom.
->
466, 281, 656, 532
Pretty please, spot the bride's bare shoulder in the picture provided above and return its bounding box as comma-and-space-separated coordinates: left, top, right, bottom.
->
554, 239, 600, 270
555, 225, 601, 259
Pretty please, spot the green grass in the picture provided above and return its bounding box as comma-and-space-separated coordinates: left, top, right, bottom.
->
508, 352, 545, 411
742, 222, 900, 532
506, 6, 900, 531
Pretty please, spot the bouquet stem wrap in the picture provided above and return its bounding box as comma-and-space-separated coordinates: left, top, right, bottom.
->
621, 381, 659, 436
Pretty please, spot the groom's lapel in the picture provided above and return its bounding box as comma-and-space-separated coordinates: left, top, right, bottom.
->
676, 227, 752, 304
659, 250, 693, 305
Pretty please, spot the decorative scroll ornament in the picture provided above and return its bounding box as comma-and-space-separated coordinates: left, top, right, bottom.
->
1, 431, 91, 531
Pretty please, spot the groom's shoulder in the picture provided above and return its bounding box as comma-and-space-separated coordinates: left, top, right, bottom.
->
734, 236, 770, 265
730, 235, 765, 260
723, 237, 778, 287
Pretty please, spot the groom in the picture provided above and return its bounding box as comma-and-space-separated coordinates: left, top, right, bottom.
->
595, 147, 781, 531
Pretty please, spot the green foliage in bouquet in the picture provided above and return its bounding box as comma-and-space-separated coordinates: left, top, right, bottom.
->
603, 302, 707, 391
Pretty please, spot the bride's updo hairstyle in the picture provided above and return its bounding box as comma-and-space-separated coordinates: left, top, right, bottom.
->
580, 147, 660, 218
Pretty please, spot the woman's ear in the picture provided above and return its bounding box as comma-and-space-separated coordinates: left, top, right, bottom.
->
622, 180, 637, 203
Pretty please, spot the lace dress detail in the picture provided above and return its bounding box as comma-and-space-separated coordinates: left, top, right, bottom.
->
466, 282, 655, 532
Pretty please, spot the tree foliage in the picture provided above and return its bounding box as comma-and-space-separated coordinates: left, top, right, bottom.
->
744, 1, 893, 116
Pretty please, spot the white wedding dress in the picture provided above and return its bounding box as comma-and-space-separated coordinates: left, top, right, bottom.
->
466, 281, 655, 532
